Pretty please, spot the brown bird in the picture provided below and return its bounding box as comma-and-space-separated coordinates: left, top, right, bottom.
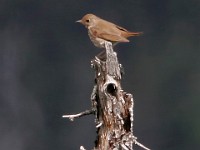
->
77, 14, 142, 48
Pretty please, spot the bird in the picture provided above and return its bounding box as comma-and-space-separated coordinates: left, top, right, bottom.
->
76, 13, 142, 49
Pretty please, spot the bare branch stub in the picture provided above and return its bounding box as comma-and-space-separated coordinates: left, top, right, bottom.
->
91, 42, 135, 150
62, 109, 95, 121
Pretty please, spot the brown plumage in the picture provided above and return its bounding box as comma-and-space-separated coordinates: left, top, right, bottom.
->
77, 14, 142, 48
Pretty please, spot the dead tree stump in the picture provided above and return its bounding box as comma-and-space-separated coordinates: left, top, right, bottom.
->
63, 41, 150, 150
90, 42, 134, 150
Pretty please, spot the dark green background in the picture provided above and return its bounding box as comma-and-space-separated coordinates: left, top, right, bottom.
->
0, 0, 199, 149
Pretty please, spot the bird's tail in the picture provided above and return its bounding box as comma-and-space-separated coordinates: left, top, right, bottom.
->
128, 31, 143, 37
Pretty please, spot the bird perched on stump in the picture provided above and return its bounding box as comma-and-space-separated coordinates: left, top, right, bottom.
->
77, 14, 142, 48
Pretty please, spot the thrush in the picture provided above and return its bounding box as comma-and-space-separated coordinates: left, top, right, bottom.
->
77, 14, 142, 48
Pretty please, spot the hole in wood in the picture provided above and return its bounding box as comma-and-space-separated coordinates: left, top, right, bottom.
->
106, 83, 117, 96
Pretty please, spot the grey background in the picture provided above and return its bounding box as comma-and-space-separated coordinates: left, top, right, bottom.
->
0, 0, 199, 150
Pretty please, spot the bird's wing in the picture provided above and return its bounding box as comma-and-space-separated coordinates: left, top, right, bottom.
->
115, 25, 128, 32
116, 25, 143, 37
100, 33, 129, 42
90, 27, 129, 42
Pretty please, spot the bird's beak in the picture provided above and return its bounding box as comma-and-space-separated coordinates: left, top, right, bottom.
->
76, 20, 82, 23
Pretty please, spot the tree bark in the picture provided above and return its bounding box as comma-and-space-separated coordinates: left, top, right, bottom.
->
91, 42, 134, 150
63, 41, 150, 150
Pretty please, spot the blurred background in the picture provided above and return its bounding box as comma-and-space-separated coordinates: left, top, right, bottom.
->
0, 0, 199, 150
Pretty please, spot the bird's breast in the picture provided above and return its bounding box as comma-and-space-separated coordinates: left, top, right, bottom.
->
88, 30, 107, 48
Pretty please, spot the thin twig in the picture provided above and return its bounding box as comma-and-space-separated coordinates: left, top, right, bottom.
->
135, 139, 151, 150
62, 109, 95, 121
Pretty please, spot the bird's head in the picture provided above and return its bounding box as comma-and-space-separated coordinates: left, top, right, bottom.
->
76, 14, 98, 28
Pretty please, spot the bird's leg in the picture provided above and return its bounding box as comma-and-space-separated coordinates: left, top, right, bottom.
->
96, 49, 106, 61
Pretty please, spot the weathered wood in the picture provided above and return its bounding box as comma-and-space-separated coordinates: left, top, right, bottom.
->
63, 41, 150, 150
91, 42, 134, 150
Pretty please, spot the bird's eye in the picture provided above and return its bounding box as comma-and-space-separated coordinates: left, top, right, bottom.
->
86, 19, 90, 23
